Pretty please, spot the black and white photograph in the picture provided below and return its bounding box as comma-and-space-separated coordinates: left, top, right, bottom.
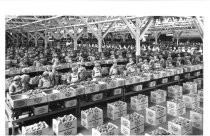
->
4, 15, 204, 135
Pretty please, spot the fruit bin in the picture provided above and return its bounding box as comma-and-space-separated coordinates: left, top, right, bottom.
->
92, 122, 119, 136
121, 112, 145, 135
145, 127, 174, 136
190, 107, 203, 130
27, 93, 48, 106
107, 101, 127, 120
81, 107, 103, 129
22, 121, 49, 135
53, 114, 77, 135
183, 82, 197, 94
42, 89, 60, 102
146, 105, 166, 126
168, 116, 192, 135
7, 94, 28, 108
182, 94, 200, 109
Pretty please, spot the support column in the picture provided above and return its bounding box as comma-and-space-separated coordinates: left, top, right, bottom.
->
98, 38, 102, 52
35, 32, 38, 47
44, 31, 48, 49
136, 18, 141, 63
74, 38, 78, 50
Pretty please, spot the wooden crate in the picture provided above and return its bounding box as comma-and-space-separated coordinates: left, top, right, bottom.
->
146, 105, 166, 120
121, 112, 144, 129
131, 94, 148, 104
53, 116, 77, 134
167, 107, 186, 116
116, 78, 125, 87
132, 85, 142, 92
91, 93, 103, 101
161, 78, 168, 84
64, 99, 77, 108
167, 99, 185, 109
55, 127, 77, 135
168, 117, 192, 135
84, 84, 99, 94
125, 77, 136, 85
43, 89, 60, 102
97, 82, 107, 91
190, 108, 203, 130
8, 94, 28, 108
59, 88, 77, 99
81, 118, 103, 129
183, 82, 197, 94
151, 97, 166, 104
22, 123, 49, 135
130, 102, 148, 112
92, 123, 119, 136
145, 127, 173, 136
168, 92, 182, 99
33, 105, 48, 115
148, 81, 156, 87
27, 93, 48, 106
107, 101, 127, 120
81, 107, 103, 123
121, 124, 144, 135
146, 115, 166, 126
151, 89, 167, 99
113, 88, 122, 95
168, 85, 182, 94
106, 80, 118, 89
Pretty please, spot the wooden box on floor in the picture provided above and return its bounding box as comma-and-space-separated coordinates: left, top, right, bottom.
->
168, 117, 192, 135
167, 99, 186, 116
92, 123, 119, 136
53, 115, 77, 135
182, 94, 200, 109
190, 107, 203, 130
81, 107, 103, 129
22, 122, 49, 135
130, 94, 148, 112
198, 89, 203, 102
183, 82, 197, 94
121, 112, 144, 135
150, 89, 166, 104
121, 125, 144, 135
146, 105, 166, 126
107, 101, 127, 120
145, 127, 173, 136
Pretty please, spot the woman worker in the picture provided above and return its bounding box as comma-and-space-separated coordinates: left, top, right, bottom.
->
67, 67, 80, 84
92, 62, 102, 81
9, 76, 24, 95
38, 71, 53, 89
109, 59, 119, 77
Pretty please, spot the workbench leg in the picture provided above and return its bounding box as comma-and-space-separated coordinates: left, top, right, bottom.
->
12, 123, 15, 135
122, 87, 125, 102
